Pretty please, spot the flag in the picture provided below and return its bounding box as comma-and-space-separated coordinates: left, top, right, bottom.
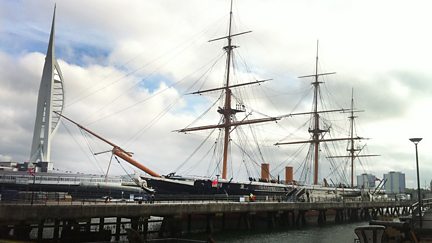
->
27, 167, 35, 176
211, 179, 218, 187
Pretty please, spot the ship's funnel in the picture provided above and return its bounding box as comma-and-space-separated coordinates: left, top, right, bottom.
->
261, 163, 270, 182
285, 166, 293, 184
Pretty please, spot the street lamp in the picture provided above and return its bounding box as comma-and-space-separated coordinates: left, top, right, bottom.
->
409, 137, 423, 228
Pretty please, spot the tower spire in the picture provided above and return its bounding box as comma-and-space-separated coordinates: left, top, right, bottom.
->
29, 5, 65, 171
47, 4, 56, 57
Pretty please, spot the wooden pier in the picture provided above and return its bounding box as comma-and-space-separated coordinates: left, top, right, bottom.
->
0, 199, 412, 242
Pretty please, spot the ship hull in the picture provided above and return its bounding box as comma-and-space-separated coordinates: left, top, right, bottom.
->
143, 176, 293, 196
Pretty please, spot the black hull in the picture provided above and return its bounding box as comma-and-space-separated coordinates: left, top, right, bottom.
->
143, 177, 293, 196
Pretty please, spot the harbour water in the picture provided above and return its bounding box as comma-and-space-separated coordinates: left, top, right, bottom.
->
212, 221, 366, 243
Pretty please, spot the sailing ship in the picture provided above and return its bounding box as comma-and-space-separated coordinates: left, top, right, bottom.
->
59, 0, 296, 197
141, 1, 293, 196
58, 2, 376, 198
1, 2, 379, 201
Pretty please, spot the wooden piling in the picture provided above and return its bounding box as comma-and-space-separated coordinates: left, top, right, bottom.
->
98, 217, 105, 231
53, 219, 60, 240
318, 210, 326, 225
206, 214, 214, 234
115, 217, 121, 241
37, 219, 45, 241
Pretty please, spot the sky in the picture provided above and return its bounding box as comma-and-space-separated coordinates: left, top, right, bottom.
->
0, 0, 431, 188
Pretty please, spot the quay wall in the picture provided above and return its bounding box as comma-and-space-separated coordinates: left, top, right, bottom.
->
0, 200, 412, 223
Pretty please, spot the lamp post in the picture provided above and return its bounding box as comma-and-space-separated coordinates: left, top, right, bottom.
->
409, 137, 422, 228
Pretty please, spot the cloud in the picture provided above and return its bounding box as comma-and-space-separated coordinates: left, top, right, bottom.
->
1, 0, 432, 188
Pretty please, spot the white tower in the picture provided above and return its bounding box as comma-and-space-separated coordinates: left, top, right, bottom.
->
29, 6, 65, 171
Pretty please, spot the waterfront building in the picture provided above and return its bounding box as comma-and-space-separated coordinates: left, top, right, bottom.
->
383, 171, 405, 194
356, 173, 376, 189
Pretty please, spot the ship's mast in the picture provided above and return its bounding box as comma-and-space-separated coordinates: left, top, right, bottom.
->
310, 41, 323, 185
275, 41, 361, 185
300, 41, 335, 185
221, 0, 234, 180
348, 89, 357, 187
177, 0, 279, 180
329, 89, 379, 187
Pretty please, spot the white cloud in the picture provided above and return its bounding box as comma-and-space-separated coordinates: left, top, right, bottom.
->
1, 0, 432, 188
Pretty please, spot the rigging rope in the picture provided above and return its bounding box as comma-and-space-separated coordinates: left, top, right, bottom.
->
174, 127, 218, 174
124, 97, 179, 146
113, 156, 135, 182
231, 140, 276, 180
272, 142, 308, 175
78, 128, 106, 175
322, 141, 349, 185
182, 139, 217, 176
85, 52, 226, 126
61, 120, 104, 174
249, 124, 265, 164
183, 95, 223, 130
209, 129, 223, 177
68, 14, 228, 109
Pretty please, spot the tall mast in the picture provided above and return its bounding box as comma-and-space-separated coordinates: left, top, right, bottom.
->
328, 89, 379, 187
176, 0, 279, 180
348, 89, 357, 187
311, 41, 322, 185
275, 41, 361, 186
221, 0, 235, 180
